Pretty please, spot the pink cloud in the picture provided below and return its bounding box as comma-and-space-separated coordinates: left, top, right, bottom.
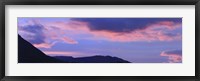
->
61, 37, 78, 44
19, 19, 182, 49
150, 21, 181, 30
43, 51, 81, 56
160, 50, 182, 63
33, 41, 57, 48
43, 20, 181, 42
87, 21, 181, 42
33, 43, 53, 48
45, 21, 89, 32
44, 29, 78, 44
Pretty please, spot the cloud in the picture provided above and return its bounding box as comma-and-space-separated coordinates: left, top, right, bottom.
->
18, 24, 46, 44
71, 18, 182, 33
46, 19, 181, 42
33, 43, 53, 48
18, 18, 182, 49
44, 26, 79, 44
43, 51, 81, 56
33, 41, 57, 48
61, 37, 78, 44
160, 50, 182, 63
18, 19, 79, 48
18, 23, 58, 49
88, 22, 181, 42
18, 30, 35, 40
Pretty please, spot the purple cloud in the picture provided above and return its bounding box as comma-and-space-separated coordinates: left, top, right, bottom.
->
19, 24, 46, 44
71, 18, 182, 33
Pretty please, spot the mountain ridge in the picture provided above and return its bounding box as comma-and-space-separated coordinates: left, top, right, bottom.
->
53, 55, 130, 63
18, 35, 131, 63
18, 35, 63, 63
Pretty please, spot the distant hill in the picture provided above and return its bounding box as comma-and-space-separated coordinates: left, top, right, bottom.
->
18, 35, 63, 63
53, 56, 130, 63
18, 35, 130, 63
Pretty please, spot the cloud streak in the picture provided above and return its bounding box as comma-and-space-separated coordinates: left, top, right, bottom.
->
160, 50, 182, 63
43, 51, 81, 56
61, 37, 78, 44
33, 42, 56, 48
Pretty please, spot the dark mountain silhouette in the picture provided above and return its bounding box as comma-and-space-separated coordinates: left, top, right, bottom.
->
18, 35, 63, 63
53, 56, 130, 63
18, 35, 130, 63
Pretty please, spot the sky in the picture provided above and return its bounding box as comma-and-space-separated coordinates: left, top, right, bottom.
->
18, 18, 182, 63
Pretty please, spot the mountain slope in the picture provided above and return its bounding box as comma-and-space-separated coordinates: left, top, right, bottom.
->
18, 35, 63, 63
18, 35, 130, 63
